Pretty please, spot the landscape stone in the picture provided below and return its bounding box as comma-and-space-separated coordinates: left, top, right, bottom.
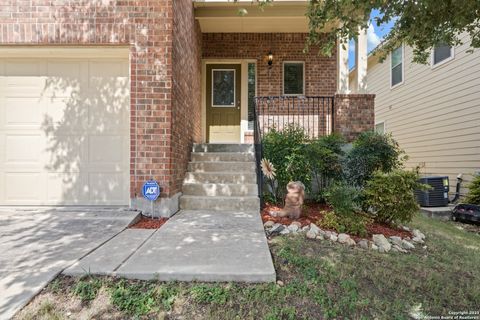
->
358, 239, 369, 249
316, 235, 324, 240
306, 231, 316, 239
280, 228, 290, 235
372, 234, 391, 252
301, 225, 310, 232
290, 221, 302, 228
337, 233, 350, 244
288, 224, 300, 233
401, 240, 415, 250
389, 236, 403, 247
412, 236, 424, 244
264, 221, 275, 228
309, 223, 321, 235
346, 238, 356, 246
330, 234, 338, 242
412, 229, 426, 240
371, 244, 379, 251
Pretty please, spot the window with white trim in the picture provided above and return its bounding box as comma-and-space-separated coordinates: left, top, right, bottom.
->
432, 43, 453, 66
375, 122, 385, 134
391, 46, 403, 87
283, 62, 304, 95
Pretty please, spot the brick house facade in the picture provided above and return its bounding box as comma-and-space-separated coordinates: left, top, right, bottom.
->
0, 0, 374, 215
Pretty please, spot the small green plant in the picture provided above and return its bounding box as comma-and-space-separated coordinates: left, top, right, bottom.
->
109, 280, 177, 316
465, 175, 480, 204
319, 210, 369, 237
324, 183, 361, 216
190, 284, 232, 305
364, 169, 427, 225
72, 276, 102, 302
344, 131, 406, 187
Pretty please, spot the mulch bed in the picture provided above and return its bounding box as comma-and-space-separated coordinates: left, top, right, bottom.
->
129, 215, 168, 229
262, 202, 412, 240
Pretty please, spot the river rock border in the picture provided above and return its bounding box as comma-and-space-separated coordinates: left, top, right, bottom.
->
264, 221, 426, 254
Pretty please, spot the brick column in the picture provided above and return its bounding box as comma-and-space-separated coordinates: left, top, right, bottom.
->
334, 94, 375, 142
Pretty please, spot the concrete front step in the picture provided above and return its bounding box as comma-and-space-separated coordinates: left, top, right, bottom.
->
188, 161, 256, 173
191, 152, 255, 162
182, 183, 258, 197
180, 195, 260, 211
193, 143, 254, 153
184, 172, 257, 184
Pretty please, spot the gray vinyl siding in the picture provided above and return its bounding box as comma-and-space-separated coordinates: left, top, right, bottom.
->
352, 33, 480, 196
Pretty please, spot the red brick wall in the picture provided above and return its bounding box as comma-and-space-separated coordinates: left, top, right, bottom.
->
202, 33, 337, 96
0, 0, 191, 200
171, 0, 202, 195
334, 94, 375, 142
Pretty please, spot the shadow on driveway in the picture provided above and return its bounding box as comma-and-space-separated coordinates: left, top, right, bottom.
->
0, 207, 137, 320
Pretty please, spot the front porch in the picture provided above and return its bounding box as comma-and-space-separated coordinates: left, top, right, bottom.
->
196, 2, 374, 144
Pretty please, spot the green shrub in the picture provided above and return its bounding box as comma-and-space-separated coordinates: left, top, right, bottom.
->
322, 183, 368, 236
307, 134, 345, 196
364, 169, 426, 225
263, 125, 311, 202
324, 183, 361, 216
318, 210, 369, 237
344, 131, 406, 187
465, 175, 480, 204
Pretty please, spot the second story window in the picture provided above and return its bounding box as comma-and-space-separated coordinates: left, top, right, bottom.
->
432, 43, 454, 66
391, 46, 403, 88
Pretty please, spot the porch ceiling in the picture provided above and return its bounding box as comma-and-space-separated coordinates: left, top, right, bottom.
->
194, 1, 331, 33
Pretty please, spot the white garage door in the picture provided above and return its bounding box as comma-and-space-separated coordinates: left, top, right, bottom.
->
0, 50, 130, 205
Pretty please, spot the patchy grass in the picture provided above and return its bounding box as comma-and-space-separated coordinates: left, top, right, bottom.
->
15, 214, 480, 320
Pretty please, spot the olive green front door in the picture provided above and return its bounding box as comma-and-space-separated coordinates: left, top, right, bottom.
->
206, 64, 241, 143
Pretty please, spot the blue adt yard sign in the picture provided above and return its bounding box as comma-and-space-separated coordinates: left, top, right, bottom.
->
142, 180, 160, 202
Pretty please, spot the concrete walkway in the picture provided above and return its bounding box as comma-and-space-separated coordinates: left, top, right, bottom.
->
0, 207, 137, 320
64, 210, 276, 282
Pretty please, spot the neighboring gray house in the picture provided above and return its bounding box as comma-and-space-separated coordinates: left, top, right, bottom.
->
350, 33, 480, 196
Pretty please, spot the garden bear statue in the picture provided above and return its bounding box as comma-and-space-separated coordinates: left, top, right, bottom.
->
278, 181, 305, 219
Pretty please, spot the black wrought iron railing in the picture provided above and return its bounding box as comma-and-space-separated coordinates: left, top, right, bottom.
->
253, 96, 335, 206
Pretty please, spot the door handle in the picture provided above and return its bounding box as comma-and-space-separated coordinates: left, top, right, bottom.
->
237, 100, 240, 110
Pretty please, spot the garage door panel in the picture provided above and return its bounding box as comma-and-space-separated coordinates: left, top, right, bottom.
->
4, 172, 42, 202
6, 135, 43, 164
88, 172, 127, 204
46, 172, 88, 204
0, 54, 129, 206
46, 97, 88, 133
5, 97, 43, 127
88, 135, 125, 164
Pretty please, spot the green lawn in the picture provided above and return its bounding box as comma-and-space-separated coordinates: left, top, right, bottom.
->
16, 214, 480, 320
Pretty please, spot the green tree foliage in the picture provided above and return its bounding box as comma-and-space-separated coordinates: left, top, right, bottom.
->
465, 175, 480, 205
364, 169, 427, 225
344, 131, 405, 187
248, 0, 479, 64
306, 0, 480, 64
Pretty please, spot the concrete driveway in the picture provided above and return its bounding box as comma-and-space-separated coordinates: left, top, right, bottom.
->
0, 207, 137, 320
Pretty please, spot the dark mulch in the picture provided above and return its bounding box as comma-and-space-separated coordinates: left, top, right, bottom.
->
261, 202, 329, 227
129, 215, 168, 229
262, 202, 412, 240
